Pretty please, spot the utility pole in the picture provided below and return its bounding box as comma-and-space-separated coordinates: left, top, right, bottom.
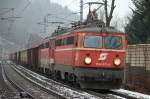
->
44, 16, 47, 33
0, 8, 21, 34
37, 14, 51, 33
37, 14, 64, 34
80, 0, 83, 22
8, 8, 14, 34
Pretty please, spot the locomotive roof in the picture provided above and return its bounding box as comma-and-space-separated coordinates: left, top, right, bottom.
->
73, 26, 124, 34
51, 20, 124, 37
43, 20, 125, 42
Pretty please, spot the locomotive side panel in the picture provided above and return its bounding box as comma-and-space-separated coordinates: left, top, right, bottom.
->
38, 39, 55, 73
55, 46, 75, 66
39, 48, 49, 69
49, 39, 55, 64
54, 34, 76, 67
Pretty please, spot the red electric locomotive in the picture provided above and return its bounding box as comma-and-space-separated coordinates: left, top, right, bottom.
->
51, 21, 127, 89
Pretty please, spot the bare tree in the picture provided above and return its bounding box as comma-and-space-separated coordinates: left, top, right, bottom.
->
111, 16, 124, 31
103, 0, 116, 27
98, 8, 105, 21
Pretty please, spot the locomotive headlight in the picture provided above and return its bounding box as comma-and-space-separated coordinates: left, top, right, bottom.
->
114, 58, 121, 66
84, 57, 92, 64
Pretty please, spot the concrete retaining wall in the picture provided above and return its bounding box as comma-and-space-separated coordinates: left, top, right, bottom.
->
125, 44, 150, 94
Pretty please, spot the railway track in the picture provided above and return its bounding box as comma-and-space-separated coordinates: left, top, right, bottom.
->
0, 64, 20, 99
1, 62, 35, 99
2, 66, 35, 99
3, 62, 58, 99
9, 62, 143, 99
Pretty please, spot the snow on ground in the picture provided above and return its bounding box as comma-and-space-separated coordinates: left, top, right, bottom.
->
13, 63, 150, 99
14, 64, 100, 99
108, 94, 126, 99
114, 89, 150, 99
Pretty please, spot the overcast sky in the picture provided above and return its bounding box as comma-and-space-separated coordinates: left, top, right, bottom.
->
50, 0, 134, 19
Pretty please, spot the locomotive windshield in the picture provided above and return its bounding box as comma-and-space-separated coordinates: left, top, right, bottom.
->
105, 36, 122, 49
84, 36, 102, 48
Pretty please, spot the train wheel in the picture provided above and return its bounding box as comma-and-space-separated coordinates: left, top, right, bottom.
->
64, 73, 69, 82
50, 71, 56, 79
52, 70, 61, 80
68, 73, 77, 83
73, 76, 80, 88
56, 71, 61, 80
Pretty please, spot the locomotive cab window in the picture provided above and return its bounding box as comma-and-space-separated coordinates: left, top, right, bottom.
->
105, 36, 122, 49
55, 39, 62, 46
67, 36, 74, 45
55, 36, 74, 46
62, 38, 67, 45
84, 36, 102, 48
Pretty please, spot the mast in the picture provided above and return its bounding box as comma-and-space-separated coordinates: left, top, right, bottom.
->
80, 0, 83, 22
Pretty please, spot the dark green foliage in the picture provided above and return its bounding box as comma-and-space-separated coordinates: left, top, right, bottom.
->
125, 0, 150, 44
